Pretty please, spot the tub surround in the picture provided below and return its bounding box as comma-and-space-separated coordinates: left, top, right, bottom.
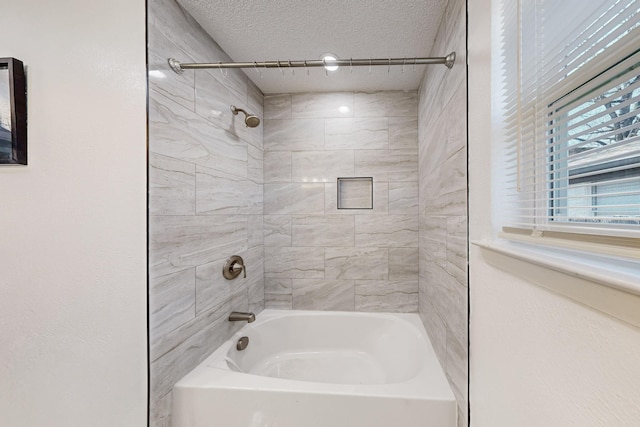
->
417, 0, 468, 425
148, 0, 467, 425
148, 0, 264, 424
263, 91, 420, 313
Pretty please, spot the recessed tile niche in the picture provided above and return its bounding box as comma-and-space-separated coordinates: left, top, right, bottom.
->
337, 177, 373, 209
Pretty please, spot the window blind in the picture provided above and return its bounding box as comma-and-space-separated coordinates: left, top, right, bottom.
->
500, 0, 640, 239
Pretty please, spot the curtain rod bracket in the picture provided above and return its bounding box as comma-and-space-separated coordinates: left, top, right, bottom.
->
445, 52, 456, 69
168, 58, 184, 74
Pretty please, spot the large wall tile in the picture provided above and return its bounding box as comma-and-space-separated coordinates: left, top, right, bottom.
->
245, 245, 265, 313
423, 263, 452, 317
147, 26, 195, 111
355, 280, 418, 312
264, 183, 325, 214
264, 151, 292, 183
149, 153, 196, 216
355, 91, 418, 117
419, 113, 447, 173
442, 2, 466, 111
149, 268, 196, 343
150, 288, 247, 400
292, 279, 355, 311
265, 293, 293, 309
388, 182, 419, 214
150, 284, 247, 364
247, 144, 264, 184
195, 166, 262, 215
445, 277, 469, 348
264, 215, 292, 247
291, 215, 355, 247
264, 278, 293, 309
247, 81, 265, 130
149, 390, 172, 427
149, 90, 248, 178
441, 147, 467, 196
264, 278, 292, 295
389, 117, 419, 151
233, 110, 263, 151
446, 84, 467, 159
425, 188, 467, 217
264, 247, 325, 279
263, 119, 324, 151
247, 215, 264, 248
355, 215, 419, 247
389, 247, 420, 280
325, 118, 389, 150
418, 291, 448, 370
291, 150, 355, 182
447, 215, 468, 286
195, 246, 262, 316
420, 215, 447, 268
292, 92, 354, 118
325, 247, 388, 280
419, 168, 440, 214
355, 150, 418, 182
447, 333, 469, 425
264, 94, 292, 119
150, 215, 247, 278
195, 259, 230, 315
149, 0, 228, 65
194, 70, 244, 131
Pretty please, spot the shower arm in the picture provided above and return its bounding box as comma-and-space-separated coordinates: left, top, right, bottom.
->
168, 52, 455, 74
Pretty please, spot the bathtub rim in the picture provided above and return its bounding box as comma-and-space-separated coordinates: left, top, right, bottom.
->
174, 309, 456, 402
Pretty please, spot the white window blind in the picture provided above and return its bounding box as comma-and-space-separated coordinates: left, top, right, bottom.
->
499, 0, 640, 240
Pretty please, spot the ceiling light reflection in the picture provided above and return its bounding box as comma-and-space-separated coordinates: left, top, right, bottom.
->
322, 55, 339, 72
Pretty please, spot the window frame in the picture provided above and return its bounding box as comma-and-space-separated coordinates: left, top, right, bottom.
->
547, 61, 640, 228
497, 0, 640, 251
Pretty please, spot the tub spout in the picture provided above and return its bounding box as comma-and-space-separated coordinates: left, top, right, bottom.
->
229, 311, 255, 323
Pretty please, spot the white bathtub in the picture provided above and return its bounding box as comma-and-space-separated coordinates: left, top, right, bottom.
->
172, 309, 457, 427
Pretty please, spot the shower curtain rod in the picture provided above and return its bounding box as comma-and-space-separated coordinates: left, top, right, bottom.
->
168, 52, 455, 74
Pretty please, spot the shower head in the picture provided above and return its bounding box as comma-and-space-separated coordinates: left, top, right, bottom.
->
230, 105, 261, 128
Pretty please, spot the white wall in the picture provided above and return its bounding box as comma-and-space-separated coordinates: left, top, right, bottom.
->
0, 1, 147, 426
468, 1, 640, 426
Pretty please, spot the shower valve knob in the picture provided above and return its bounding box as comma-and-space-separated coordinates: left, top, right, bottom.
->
232, 263, 246, 278
223, 255, 246, 280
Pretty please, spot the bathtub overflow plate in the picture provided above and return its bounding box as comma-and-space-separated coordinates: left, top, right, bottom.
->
236, 336, 249, 351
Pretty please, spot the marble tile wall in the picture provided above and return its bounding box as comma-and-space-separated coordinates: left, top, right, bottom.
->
263, 91, 419, 313
147, 0, 264, 424
417, 0, 468, 425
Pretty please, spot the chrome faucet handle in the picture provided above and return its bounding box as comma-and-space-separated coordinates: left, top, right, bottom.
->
223, 255, 246, 280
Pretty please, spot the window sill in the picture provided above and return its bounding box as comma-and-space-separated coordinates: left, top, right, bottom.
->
472, 239, 640, 296
472, 239, 640, 327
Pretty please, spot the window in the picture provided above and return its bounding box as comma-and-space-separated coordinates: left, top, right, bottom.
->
499, 0, 640, 245
549, 59, 640, 227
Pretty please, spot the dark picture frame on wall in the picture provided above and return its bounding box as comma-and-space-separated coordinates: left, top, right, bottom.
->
0, 57, 27, 165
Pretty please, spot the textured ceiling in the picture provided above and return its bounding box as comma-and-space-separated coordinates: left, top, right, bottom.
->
175, 0, 448, 94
